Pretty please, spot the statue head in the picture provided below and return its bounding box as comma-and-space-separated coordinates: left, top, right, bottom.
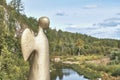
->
38, 16, 50, 29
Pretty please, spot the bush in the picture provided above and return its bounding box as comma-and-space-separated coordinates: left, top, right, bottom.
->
110, 51, 120, 64
112, 68, 120, 76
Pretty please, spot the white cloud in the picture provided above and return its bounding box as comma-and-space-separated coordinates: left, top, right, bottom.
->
65, 24, 120, 39
117, 13, 120, 15
90, 25, 120, 39
83, 4, 98, 9
55, 10, 67, 16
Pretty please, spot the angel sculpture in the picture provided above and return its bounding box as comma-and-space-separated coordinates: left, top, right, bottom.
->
21, 17, 50, 80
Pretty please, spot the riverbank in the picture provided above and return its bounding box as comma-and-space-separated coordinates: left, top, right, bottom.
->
50, 55, 120, 80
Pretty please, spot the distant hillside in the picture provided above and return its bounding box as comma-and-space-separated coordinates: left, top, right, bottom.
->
46, 28, 120, 55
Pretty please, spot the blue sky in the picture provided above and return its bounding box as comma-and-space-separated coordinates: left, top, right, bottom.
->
6, 0, 120, 39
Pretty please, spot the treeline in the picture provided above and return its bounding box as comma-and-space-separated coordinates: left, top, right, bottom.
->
46, 28, 120, 56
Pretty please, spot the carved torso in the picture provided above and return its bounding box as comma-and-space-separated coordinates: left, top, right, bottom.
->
28, 28, 50, 80
21, 17, 50, 80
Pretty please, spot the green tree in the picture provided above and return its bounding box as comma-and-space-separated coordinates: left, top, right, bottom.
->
110, 50, 120, 64
75, 39, 84, 55
9, 0, 24, 13
118, 41, 120, 48
0, 0, 6, 6
0, 5, 29, 80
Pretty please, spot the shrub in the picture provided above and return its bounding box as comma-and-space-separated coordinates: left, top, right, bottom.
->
110, 51, 120, 64
112, 68, 120, 77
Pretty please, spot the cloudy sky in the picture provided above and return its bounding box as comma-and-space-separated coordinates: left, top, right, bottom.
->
6, 0, 120, 39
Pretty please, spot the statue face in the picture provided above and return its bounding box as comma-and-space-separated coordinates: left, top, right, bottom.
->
39, 17, 50, 29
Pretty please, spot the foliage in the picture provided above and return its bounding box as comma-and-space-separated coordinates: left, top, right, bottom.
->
112, 67, 120, 77
110, 50, 120, 64
70, 64, 102, 79
84, 63, 120, 78
9, 0, 24, 13
57, 55, 120, 79
0, 0, 6, 6
0, 3, 29, 80
46, 27, 120, 56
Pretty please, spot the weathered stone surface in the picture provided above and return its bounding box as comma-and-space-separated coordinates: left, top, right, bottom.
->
21, 17, 50, 80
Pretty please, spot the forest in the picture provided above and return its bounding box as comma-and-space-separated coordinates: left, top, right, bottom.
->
0, 0, 120, 80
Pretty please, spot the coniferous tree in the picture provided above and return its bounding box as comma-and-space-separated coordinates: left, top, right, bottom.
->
0, 0, 6, 6
9, 0, 24, 13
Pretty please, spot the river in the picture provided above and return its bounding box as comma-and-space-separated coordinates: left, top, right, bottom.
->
50, 68, 89, 80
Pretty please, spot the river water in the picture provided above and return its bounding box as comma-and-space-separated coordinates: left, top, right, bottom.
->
50, 68, 89, 80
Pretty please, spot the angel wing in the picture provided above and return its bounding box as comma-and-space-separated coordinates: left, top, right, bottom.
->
21, 28, 35, 61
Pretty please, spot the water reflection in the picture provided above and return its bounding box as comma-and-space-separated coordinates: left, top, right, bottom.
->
50, 68, 88, 80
